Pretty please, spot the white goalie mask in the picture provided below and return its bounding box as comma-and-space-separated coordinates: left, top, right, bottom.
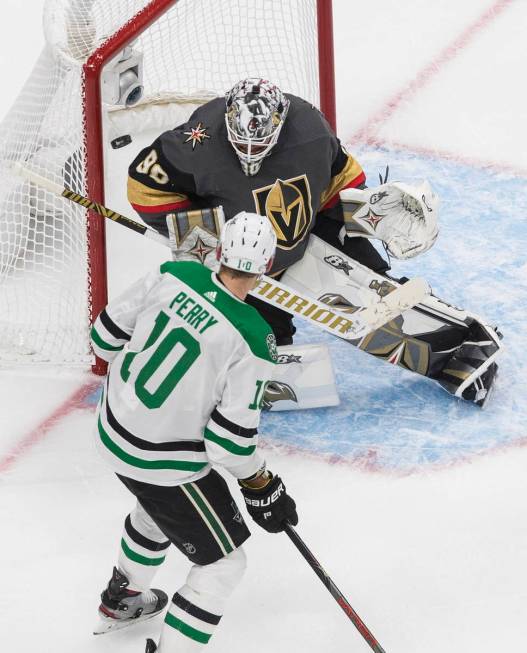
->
217, 211, 277, 274
225, 78, 290, 176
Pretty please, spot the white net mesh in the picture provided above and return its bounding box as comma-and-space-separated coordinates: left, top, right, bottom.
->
0, 0, 322, 366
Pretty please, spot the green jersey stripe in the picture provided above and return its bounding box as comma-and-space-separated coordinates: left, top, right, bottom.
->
91, 326, 124, 351
98, 418, 208, 472
181, 483, 234, 555
120, 539, 166, 566
204, 427, 256, 456
165, 612, 212, 644
160, 261, 276, 363
188, 482, 236, 550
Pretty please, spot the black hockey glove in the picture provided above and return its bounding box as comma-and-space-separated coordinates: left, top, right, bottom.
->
239, 474, 298, 534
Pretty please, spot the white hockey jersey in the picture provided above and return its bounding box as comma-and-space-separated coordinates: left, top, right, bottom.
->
91, 261, 277, 486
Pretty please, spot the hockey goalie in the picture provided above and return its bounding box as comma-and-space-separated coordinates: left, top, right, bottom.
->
127, 77, 502, 409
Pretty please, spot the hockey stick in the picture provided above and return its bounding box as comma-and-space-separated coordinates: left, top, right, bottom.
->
15, 164, 429, 340
284, 522, 387, 653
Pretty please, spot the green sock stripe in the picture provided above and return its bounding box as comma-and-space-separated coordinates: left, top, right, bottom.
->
98, 418, 208, 472
121, 539, 166, 566
165, 612, 212, 644
204, 427, 256, 456
91, 326, 124, 351
184, 484, 234, 554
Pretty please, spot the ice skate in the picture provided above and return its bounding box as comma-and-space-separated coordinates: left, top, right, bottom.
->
93, 567, 168, 635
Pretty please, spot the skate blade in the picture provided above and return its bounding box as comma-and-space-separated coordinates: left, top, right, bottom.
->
93, 610, 161, 635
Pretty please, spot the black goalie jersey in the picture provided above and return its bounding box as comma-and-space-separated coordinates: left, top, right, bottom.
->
128, 95, 365, 274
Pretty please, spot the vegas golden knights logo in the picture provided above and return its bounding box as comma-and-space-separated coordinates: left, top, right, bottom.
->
253, 175, 312, 250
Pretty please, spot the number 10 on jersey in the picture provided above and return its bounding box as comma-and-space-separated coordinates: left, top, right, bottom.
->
120, 311, 201, 409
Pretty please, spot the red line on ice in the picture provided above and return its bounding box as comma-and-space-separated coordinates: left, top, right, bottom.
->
261, 435, 527, 476
0, 380, 100, 474
350, 0, 513, 145
368, 138, 527, 179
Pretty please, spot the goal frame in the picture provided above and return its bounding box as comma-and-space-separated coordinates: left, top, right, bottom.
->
83, 0, 336, 374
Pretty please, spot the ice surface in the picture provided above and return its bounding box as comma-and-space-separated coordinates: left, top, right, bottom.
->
1, 1, 526, 652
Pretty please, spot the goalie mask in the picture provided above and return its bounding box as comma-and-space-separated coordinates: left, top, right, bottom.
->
217, 211, 277, 274
225, 78, 290, 176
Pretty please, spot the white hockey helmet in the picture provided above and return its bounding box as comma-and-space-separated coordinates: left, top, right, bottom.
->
217, 211, 277, 274
225, 78, 290, 176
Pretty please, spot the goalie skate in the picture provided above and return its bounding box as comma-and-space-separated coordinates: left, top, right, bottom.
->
93, 567, 168, 635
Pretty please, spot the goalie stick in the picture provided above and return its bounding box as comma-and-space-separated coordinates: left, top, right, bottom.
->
284, 523, 387, 653
15, 165, 430, 340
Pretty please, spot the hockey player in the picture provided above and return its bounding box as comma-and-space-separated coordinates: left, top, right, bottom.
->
91, 212, 298, 652
127, 78, 500, 405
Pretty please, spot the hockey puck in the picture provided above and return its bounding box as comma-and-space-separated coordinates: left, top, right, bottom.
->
111, 134, 132, 149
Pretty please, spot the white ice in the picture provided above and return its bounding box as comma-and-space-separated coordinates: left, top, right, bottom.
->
1, 2, 526, 652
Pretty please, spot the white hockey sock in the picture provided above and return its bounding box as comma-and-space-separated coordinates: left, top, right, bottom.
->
158, 547, 247, 651
117, 501, 170, 591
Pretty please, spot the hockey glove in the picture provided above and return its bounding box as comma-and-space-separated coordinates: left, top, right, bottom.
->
340, 181, 439, 259
239, 474, 298, 533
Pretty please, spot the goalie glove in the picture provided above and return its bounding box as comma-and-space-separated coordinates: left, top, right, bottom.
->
239, 472, 298, 533
340, 180, 439, 259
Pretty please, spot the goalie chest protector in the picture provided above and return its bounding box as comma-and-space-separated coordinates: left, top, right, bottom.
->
136, 95, 343, 274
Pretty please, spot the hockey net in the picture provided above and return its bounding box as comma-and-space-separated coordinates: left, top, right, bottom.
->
0, 0, 333, 368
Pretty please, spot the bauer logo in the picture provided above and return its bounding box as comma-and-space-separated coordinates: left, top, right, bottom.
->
244, 483, 284, 507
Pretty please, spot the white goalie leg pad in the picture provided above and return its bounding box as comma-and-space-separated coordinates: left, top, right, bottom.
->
158, 547, 247, 652
264, 343, 340, 411
281, 234, 404, 317
282, 234, 502, 403
281, 234, 500, 347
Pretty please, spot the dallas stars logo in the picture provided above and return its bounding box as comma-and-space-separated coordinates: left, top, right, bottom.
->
188, 236, 215, 263
183, 122, 211, 149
